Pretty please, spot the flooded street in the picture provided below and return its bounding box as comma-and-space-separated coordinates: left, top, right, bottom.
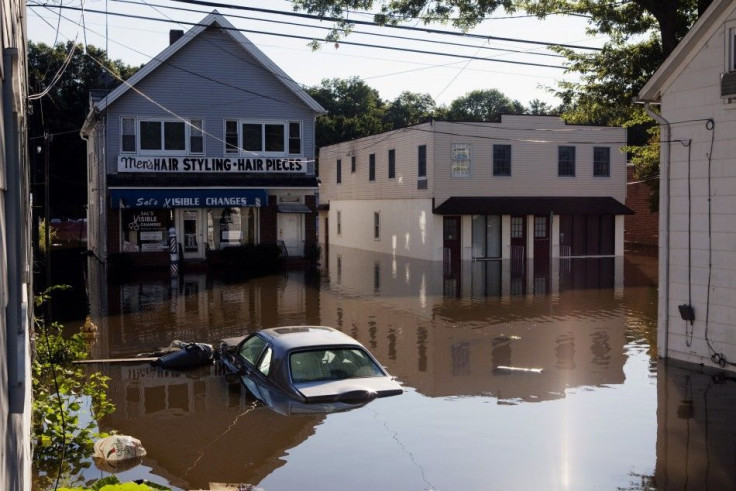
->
70, 247, 736, 490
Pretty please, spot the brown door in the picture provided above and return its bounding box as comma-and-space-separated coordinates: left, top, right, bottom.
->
443, 216, 461, 262
533, 215, 550, 259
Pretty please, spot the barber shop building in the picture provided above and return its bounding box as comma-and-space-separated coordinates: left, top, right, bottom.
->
81, 11, 325, 268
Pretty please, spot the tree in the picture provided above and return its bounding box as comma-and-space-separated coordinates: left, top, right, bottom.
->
528, 99, 558, 116
305, 76, 389, 148
383, 91, 437, 129
447, 89, 525, 122
28, 41, 140, 218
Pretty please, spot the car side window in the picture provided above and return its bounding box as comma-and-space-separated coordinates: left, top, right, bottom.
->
257, 346, 272, 376
239, 335, 267, 366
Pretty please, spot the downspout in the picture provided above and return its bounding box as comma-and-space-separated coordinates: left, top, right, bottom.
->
644, 102, 671, 360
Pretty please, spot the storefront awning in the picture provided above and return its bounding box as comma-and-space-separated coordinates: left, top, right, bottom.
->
277, 203, 313, 213
433, 197, 634, 215
110, 188, 268, 209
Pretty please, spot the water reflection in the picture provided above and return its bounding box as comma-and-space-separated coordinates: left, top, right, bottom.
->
77, 247, 736, 489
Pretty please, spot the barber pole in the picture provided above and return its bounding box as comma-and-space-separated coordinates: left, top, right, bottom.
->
168, 227, 179, 276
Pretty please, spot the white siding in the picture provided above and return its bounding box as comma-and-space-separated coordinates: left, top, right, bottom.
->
658, 8, 736, 370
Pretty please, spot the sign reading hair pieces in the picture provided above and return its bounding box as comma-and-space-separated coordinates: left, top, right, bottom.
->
118, 156, 307, 173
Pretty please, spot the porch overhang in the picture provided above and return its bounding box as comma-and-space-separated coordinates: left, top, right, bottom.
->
433, 197, 634, 216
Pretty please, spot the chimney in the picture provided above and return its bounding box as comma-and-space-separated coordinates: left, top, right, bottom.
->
169, 30, 184, 45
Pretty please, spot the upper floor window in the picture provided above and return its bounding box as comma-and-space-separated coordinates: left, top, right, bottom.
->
369, 153, 376, 181
351, 155, 356, 173
593, 147, 610, 177
493, 144, 511, 176
558, 146, 576, 177
388, 149, 396, 179
374, 211, 380, 240
223, 119, 301, 156
337, 211, 342, 235
337, 159, 342, 184
418, 144, 427, 178
451, 144, 471, 177
122, 117, 204, 155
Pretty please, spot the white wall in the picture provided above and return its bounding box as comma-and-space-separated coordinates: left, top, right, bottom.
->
328, 199, 443, 260
658, 10, 736, 370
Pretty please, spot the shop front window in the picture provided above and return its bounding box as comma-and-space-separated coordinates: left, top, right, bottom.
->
122, 210, 173, 252
207, 208, 258, 250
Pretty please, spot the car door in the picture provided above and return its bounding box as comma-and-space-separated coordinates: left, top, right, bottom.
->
236, 334, 273, 401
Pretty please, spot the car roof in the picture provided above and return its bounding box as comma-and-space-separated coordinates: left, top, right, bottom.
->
257, 326, 362, 352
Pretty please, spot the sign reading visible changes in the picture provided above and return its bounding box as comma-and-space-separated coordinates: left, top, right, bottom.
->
118, 156, 307, 174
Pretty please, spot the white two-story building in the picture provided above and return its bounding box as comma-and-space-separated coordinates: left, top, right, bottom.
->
318, 116, 631, 270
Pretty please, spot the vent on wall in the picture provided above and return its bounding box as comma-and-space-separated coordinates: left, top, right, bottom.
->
721, 71, 736, 97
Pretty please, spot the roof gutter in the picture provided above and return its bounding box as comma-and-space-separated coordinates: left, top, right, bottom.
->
642, 101, 671, 361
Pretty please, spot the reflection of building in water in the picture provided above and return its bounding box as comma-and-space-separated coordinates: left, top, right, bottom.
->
656, 360, 736, 489
86, 258, 319, 359
320, 247, 627, 402
97, 363, 323, 490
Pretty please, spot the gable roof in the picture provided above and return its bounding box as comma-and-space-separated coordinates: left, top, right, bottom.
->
638, 0, 736, 102
86, 10, 325, 118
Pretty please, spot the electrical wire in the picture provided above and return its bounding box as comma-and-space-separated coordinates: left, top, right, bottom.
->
28, 36, 79, 100
29, 4, 569, 70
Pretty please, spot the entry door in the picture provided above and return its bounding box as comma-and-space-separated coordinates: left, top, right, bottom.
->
278, 213, 303, 257
510, 216, 526, 260
179, 209, 204, 260
533, 215, 550, 260
443, 216, 461, 264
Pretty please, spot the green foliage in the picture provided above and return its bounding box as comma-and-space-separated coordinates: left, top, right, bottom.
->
38, 219, 59, 255
60, 476, 171, 491
306, 77, 389, 147
29, 41, 140, 217
383, 91, 438, 129
447, 88, 525, 122
33, 289, 116, 490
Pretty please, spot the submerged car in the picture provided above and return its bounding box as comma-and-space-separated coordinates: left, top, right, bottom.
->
218, 326, 403, 415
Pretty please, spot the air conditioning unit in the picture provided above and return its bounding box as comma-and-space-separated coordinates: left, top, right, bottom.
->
721, 71, 736, 97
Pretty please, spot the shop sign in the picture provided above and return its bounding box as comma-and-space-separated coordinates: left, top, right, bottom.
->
111, 189, 269, 209
127, 210, 163, 231
118, 156, 308, 174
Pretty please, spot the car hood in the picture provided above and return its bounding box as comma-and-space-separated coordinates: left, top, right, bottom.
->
295, 376, 403, 403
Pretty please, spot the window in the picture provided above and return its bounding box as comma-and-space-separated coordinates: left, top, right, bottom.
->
493, 144, 511, 176
190, 119, 203, 154
593, 147, 610, 177
351, 155, 356, 173
224, 120, 301, 155
124, 118, 203, 154
374, 211, 380, 239
121, 117, 136, 152
288, 122, 302, 154
418, 145, 427, 178
451, 144, 471, 177
534, 216, 548, 238
511, 216, 524, 239
369, 153, 376, 181
337, 159, 342, 184
257, 346, 272, 376
472, 215, 501, 258
141, 120, 185, 152
558, 146, 576, 177
239, 335, 267, 366
225, 120, 239, 153
337, 211, 342, 235
388, 149, 396, 179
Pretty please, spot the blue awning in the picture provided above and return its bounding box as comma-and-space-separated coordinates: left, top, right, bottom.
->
110, 188, 268, 209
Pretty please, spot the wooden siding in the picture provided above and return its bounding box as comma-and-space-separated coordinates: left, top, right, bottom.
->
104, 27, 319, 174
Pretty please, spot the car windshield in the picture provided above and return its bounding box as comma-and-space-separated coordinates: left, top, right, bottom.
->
290, 348, 385, 383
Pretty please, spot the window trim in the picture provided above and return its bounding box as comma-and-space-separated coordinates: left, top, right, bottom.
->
336, 159, 342, 184
122, 117, 203, 155
558, 145, 576, 177
369, 153, 376, 182
593, 146, 610, 177
351, 155, 356, 173
451, 143, 471, 178
493, 144, 512, 177
418, 144, 427, 178
388, 149, 396, 179
222, 119, 302, 156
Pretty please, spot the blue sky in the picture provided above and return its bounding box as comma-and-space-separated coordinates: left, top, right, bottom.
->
27, 0, 608, 107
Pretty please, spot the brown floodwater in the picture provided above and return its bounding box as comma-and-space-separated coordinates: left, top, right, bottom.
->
74, 247, 736, 490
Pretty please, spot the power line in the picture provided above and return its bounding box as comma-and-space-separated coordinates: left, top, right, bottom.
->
165, 0, 602, 51
29, 4, 569, 69
107, 0, 566, 59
